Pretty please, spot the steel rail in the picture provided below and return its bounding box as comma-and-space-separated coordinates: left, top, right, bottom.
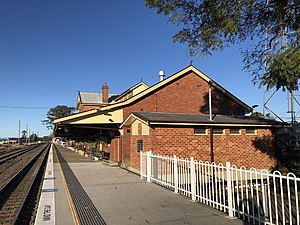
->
0, 145, 33, 157
0, 145, 34, 155
12, 144, 50, 225
0, 144, 46, 193
0, 144, 41, 164
0, 143, 50, 225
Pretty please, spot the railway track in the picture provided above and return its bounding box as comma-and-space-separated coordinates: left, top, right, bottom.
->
0, 145, 40, 165
0, 143, 50, 225
0, 144, 45, 190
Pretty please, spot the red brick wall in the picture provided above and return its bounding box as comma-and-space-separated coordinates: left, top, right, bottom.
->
121, 126, 132, 166
125, 126, 277, 171
128, 124, 155, 170
77, 104, 106, 112
108, 137, 120, 162
154, 128, 276, 169
109, 71, 263, 170
123, 72, 246, 119
78, 105, 96, 112
210, 128, 276, 169
152, 127, 211, 161
109, 128, 153, 169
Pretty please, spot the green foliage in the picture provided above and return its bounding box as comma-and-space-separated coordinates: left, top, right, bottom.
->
42, 105, 75, 130
145, 0, 300, 91
250, 111, 264, 117
21, 130, 27, 139
41, 135, 52, 141
250, 112, 274, 120
29, 133, 38, 142
261, 47, 300, 92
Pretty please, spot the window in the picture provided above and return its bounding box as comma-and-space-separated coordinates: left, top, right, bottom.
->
194, 127, 207, 135
230, 128, 241, 135
246, 128, 256, 135
213, 128, 224, 135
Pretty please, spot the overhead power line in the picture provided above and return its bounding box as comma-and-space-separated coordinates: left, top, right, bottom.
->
0, 105, 51, 109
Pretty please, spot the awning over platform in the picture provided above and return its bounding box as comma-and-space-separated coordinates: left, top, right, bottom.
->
54, 108, 123, 125
53, 108, 123, 139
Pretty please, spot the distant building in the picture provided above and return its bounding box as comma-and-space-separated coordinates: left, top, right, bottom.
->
76, 83, 119, 112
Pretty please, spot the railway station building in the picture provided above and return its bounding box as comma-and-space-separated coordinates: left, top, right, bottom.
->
54, 65, 285, 173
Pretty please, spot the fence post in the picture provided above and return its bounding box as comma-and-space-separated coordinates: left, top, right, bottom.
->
190, 157, 196, 201
174, 155, 178, 194
147, 151, 152, 182
140, 151, 143, 179
226, 162, 234, 218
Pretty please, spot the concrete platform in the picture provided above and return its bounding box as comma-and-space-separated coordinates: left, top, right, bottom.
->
38, 145, 250, 225
35, 144, 56, 225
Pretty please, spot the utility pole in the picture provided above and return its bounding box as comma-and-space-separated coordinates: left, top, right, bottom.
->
18, 120, 21, 146
287, 91, 296, 124
26, 125, 28, 144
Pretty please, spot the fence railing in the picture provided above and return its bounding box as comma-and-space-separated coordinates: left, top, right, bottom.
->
140, 151, 300, 225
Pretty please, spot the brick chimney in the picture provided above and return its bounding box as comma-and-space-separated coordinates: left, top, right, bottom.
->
102, 83, 109, 104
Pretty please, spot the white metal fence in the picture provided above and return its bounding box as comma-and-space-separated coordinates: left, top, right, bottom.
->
140, 151, 300, 225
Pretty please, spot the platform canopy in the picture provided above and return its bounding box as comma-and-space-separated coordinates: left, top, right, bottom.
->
53, 108, 123, 141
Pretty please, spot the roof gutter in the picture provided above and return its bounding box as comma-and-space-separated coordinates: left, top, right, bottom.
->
148, 122, 283, 127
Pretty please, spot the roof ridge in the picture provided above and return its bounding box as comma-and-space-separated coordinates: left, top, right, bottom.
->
101, 65, 252, 112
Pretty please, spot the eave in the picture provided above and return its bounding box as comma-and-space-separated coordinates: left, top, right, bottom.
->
148, 122, 281, 128
54, 109, 100, 124
120, 112, 286, 128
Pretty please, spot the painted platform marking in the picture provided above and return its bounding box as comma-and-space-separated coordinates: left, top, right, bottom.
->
43, 177, 56, 181
34, 144, 56, 225
41, 188, 58, 193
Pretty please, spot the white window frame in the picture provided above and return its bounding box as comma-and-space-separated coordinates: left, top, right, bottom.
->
229, 127, 241, 135
194, 127, 207, 135
245, 127, 257, 135
213, 127, 225, 135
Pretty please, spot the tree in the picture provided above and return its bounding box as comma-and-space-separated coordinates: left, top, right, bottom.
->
250, 111, 264, 117
145, 0, 299, 91
21, 130, 27, 139
42, 135, 52, 142
29, 133, 38, 143
42, 105, 75, 130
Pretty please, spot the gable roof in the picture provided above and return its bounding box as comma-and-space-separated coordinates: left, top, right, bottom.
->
113, 81, 149, 103
76, 91, 118, 109
121, 111, 285, 128
100, 65, 253, 113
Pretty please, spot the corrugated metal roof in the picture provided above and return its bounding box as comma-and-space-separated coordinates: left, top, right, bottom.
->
132, 112, 285, 126
79, 92, 118, 104
80, 92, 103, 104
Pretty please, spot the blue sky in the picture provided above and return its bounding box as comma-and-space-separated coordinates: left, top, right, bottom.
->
0, 1, 294, 138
